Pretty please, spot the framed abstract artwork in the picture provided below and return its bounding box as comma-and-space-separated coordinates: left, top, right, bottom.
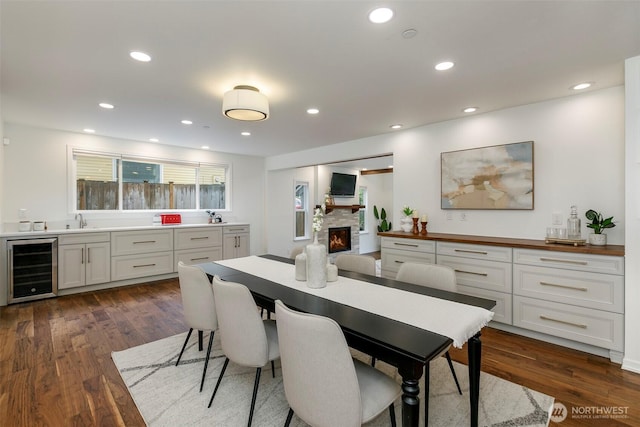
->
441, 141, 534, 210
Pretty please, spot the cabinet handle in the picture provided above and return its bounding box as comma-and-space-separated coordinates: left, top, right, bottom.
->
394, 243, 419, 247
134, 240, 157, 244
82, 247, 85, 265
454, 269, 488, 277
87, 248, 91, 264
133, 263, 156, 268
190, 257, 209, 261
236, 236, 240, 248
228, 228, 245, 232
539, 281, 588, 292
539, 257, 588, 265
190, 236, 209, 240
454, 249, 488, 255
394, 260, 404, 264
539, 315, 587, 329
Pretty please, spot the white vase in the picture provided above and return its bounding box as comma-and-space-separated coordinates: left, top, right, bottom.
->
294, 250, 307, 281
306, 234, 327, 288
400, 216, 413, 232
588, 233, 607, 246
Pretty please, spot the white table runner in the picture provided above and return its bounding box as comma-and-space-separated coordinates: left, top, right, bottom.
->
215, 256, 493, 348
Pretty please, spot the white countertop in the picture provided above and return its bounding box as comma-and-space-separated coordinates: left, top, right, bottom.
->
0, 222, 249, 239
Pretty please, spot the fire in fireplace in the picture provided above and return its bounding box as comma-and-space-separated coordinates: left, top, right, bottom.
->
328, 226, 352, 254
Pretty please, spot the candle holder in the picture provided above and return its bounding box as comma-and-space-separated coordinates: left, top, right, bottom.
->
421, 221, 428, 235
412, 217, 419, 234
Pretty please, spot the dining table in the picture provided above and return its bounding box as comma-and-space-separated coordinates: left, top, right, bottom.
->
197, 254, 495, 427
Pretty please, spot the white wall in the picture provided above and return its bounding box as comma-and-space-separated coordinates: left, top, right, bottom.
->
268, 87, 625, 244
1, 123, 267, 254
623, 56, 640, 373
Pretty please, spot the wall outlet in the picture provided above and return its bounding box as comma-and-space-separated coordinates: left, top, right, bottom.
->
552, 212, 563, 225
460, 212, 467, 221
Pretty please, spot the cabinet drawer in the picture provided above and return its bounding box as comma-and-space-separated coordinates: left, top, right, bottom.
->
223, 225, 250, 235
111, 251, 174, 281
436, 242, 512, 262
174, 248, 223, 270
513, 264, 624, 314
382, 248, 436, 277
174, 227, 222, 250
437, 255, 512, 293
457, 285, 511, 325
513, 296, 623, 351
513, 249, 623, 275
111, 229, 173, 256
58, 232, 110, 245
381, 237, 435, 254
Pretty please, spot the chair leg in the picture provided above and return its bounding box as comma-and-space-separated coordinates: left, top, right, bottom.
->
198, 330, 204, 351
207, 357, 230, 408
175, 328, 193, 366
389, 403, 396, 427
284, 408, 294, 427
271, 360, 275, 378
371, 356, 376, 367
199, 331, 215, 392
247, 367, 262, 427
445, 351, 463, 395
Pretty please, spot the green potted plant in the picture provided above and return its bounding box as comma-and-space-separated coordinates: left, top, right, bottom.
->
585, 209, 615, 246
373, 205, 392, 232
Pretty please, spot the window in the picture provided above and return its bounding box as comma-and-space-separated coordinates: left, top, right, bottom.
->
358, 186, 368, 232
71, 148, 229, 211
294, 181, 309, 239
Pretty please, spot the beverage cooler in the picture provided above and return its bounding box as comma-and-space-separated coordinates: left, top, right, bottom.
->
7, 238, 58, 304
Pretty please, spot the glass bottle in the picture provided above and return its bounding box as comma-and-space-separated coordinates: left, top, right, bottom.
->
567, 205, 581, 240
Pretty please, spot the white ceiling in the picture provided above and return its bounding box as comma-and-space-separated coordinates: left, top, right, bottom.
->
2, 1, 639, 158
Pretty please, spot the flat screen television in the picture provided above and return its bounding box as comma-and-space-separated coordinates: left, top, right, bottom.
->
330, 172, 357, 197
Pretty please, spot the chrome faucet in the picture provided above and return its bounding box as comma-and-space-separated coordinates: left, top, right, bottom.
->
75, 213, 87, 229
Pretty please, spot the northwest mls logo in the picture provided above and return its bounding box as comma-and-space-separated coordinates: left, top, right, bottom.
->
550, 402, 568, 423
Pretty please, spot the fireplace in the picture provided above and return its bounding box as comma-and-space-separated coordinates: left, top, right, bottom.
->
328, 227, 352, 254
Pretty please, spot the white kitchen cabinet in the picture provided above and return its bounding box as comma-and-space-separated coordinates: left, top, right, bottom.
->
58, 233, 111, 289
512, 248, 624, 353
111, 229, 174, 280
436, 242, 513, 324
380, 237, 436, 279
223, 225, 250, 259
174, 226, 223, 269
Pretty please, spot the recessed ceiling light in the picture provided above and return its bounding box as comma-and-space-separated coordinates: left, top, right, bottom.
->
130, 51, 151, 62
362, 168, 368, 171
241, 131, 251, 136
369, 7, 394, 23
307, 108, 319, 115
572, 82, 592, 90
463, 107, 478, 113
181, 120, 193, 125
149, 138, 159, 142
435, 61, 454, 71
388, 165, 394, 168
390, 124, 403, 129
83, 128, 95, 133
99, 102, 114, 109
201, 145, 210, 150
402, 29, 418, 39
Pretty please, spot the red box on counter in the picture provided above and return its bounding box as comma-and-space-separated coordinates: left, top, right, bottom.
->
160, 214, 182, 224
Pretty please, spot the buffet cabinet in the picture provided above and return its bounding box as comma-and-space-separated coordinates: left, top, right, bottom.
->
379, 232, 625, 360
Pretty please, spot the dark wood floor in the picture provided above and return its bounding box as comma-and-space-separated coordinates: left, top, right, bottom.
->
1, 279, 639, 426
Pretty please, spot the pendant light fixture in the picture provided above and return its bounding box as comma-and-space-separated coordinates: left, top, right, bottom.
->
222, 85, 269, 121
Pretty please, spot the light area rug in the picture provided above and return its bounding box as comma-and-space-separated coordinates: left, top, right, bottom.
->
112, 332, 553, 427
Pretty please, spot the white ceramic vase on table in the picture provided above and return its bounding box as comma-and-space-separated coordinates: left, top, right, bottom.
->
400, 216, 413, 232
306, 234, 327, 288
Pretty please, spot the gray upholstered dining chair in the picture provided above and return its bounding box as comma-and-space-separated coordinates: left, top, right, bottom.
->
275, 300, 400, 427
335, 253, 377, 276
208, 275, 280, 427
395, 262, 463, 395
175, 261, 219, 392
